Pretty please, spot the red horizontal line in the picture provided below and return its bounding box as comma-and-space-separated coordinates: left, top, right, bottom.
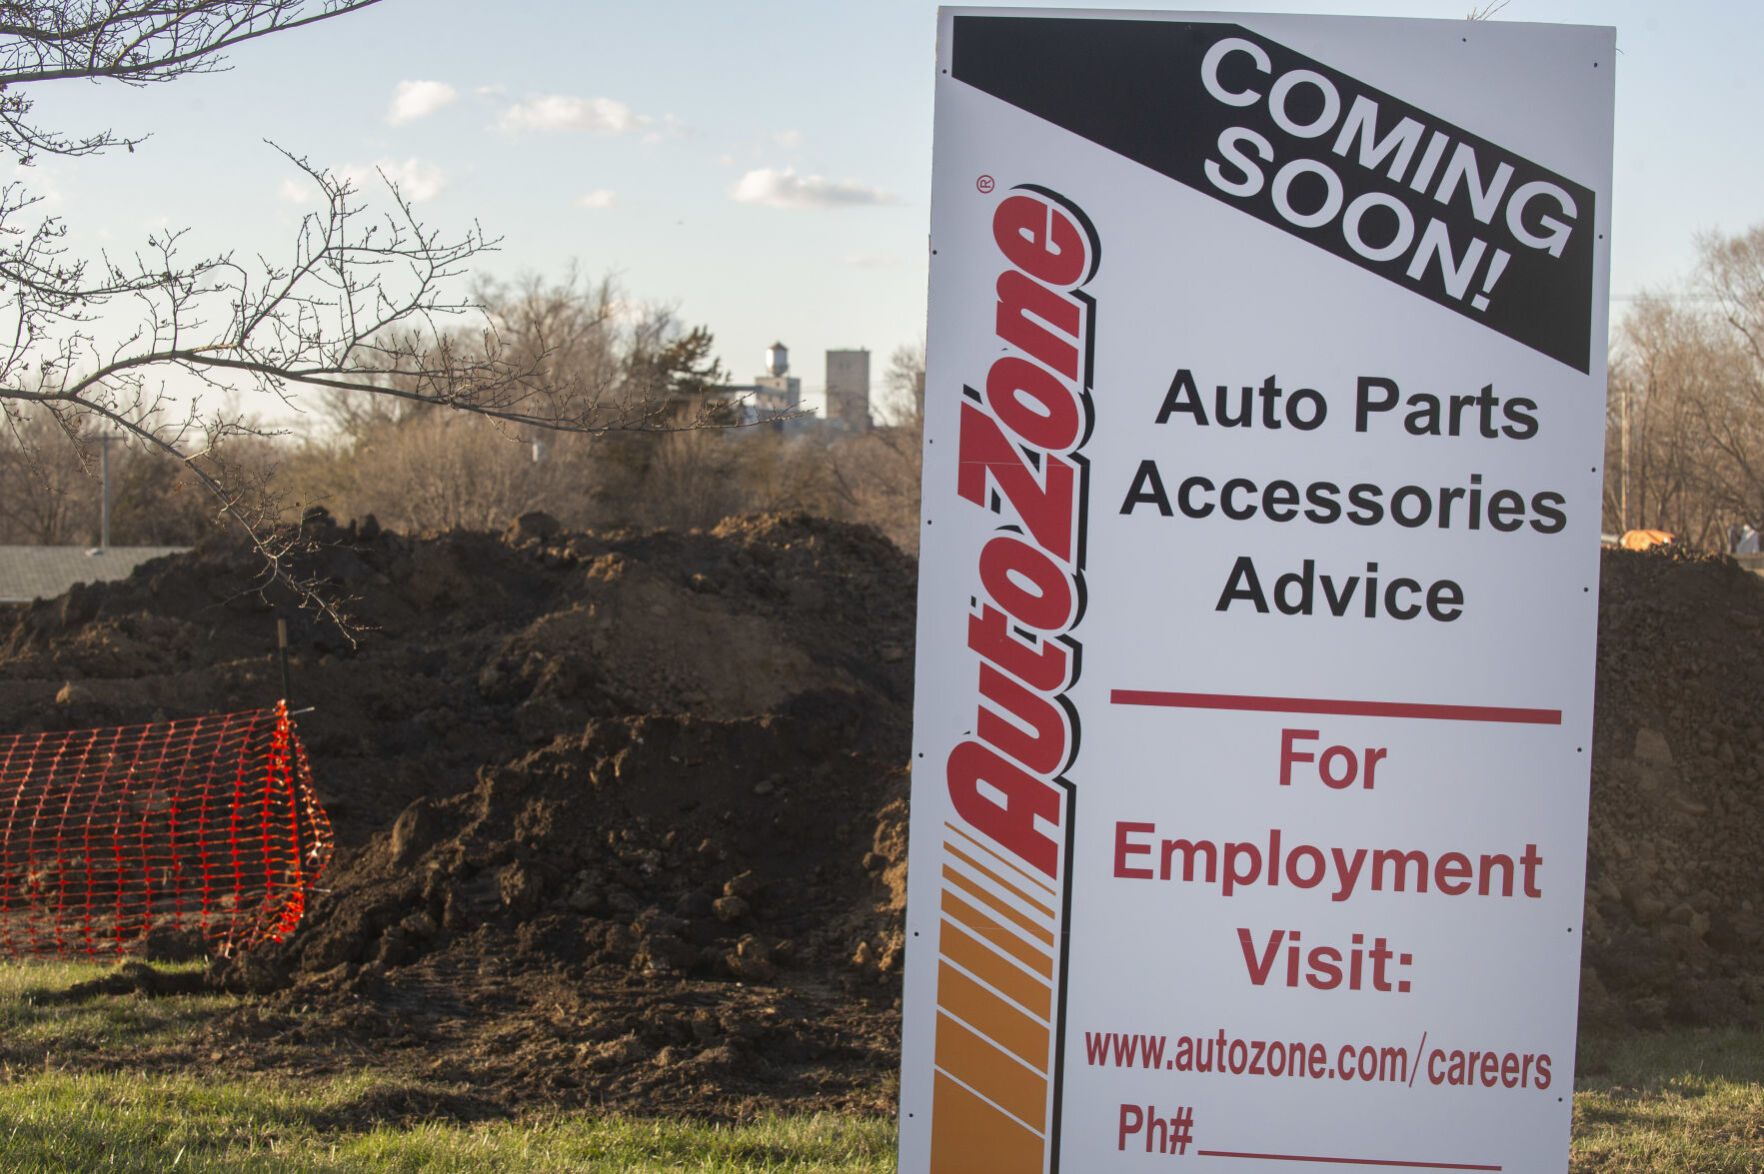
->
1111, 690, 1560, 726
1198, 1150, 1500, 1171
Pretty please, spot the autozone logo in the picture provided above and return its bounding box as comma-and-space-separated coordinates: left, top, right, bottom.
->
929, 184, 1099, 1173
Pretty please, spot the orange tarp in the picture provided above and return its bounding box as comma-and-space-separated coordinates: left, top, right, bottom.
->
1621, 529, 1677, 551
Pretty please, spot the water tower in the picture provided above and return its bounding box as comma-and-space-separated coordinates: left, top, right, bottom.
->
756, 342, 801, 411
765, 342, 789, 377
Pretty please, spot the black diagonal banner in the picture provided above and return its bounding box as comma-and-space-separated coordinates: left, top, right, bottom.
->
952, 16, 1597, 373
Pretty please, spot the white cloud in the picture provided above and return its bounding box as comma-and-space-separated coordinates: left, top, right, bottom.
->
497, 94, 644, 136
727, 167, 896, 211
771, 129, 805, 150
713, 153, 735, 167
387, 80, 457, 126
278, 158, 449, 205
577, 189, 617, 209
368, 158, 448, 202
11, 161, 62, 207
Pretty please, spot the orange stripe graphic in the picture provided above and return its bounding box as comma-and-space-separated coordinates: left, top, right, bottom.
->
946, 821, 1059, 898
935, 1010, 1049, 1125
946, 841, 1056, 919
931, 1070, 1046, 1174
940, 918, 1052, 1018
938, 960, 1049, 1070
943, 864, 1056, 948
941, 889, 1055, 980
929, 832, 1061, 1173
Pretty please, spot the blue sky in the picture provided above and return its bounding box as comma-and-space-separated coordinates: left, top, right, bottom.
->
18, 0, 1762, 409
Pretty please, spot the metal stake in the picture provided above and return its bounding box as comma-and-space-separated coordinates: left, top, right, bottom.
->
99, 434, 113, 550
277, 619, 292, 706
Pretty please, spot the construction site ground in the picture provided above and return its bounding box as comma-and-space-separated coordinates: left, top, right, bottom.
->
0, 513, 1758, 1121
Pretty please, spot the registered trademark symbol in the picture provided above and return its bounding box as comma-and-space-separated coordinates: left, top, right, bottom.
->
976, 175, 995, 194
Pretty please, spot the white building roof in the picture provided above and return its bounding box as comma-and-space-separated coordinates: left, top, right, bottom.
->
0, 546, 190, 604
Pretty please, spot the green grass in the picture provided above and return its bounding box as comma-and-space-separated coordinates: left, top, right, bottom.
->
1572, 1029, 1764, 1172
0, 1073, 896, 1172
5, 960, 1764, 1171
0, 957, 225, 1056
0, 959, 894, 1172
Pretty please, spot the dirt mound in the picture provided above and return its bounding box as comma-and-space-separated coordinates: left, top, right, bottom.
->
1583, 546, 1764, 1032
2, 521, 1760, 1119
217, 706, 912, 1114
0, 511, 914, 1116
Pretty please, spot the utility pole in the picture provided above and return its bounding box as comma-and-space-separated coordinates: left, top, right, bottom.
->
1617, 378, 1631, 534
98, 434, 115, 551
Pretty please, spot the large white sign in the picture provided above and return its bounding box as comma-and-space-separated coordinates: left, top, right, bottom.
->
901, 10, 1613, 1172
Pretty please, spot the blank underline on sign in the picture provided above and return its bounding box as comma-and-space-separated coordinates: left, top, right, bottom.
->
1197, 1151, 1500, 1171
1110, 690, 1562, 726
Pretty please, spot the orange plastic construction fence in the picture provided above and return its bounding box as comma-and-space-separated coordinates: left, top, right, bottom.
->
0, 704, 332, 958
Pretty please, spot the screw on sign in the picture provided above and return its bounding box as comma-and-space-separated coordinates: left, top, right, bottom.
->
976, 174, 996, 193
1119, 1105, 1196, 1156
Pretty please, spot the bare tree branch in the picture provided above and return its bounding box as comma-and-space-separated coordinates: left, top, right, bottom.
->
1608, 227, 1764, 549
0, 1, 385, 163
0, 2, 755, 634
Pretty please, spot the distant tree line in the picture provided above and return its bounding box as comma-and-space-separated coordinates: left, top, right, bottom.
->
1606, 224, 1764, 549
0, 271, 929, 554
20, 220, 1764, 563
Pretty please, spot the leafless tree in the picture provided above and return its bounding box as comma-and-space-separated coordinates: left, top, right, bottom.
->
0, 2, 716, 627
0, 2, 387, 161
0, 406, 93, 543
882, 338, 926, 432
1605, 298, 1727, 544
340, 411, 564, 534
292, 274, 757, 536
804, 339, 926, 553
1605, 225, 1764, 549
1701, 227, 1764, 372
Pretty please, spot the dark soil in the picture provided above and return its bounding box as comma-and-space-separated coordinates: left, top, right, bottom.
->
1582, 546, 1764, 1038
1, 517, 1759, 1120
1, 511, 911, 1120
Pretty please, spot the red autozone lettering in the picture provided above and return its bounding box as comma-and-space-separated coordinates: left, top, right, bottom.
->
956, 405, 1078, 561
947, 185, 1099, 878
